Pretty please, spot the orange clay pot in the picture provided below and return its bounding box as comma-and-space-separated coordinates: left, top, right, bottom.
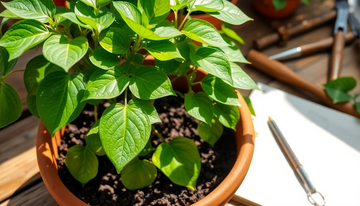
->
36, 57, 255, 206
253, 0, 301, 19
53, 0, 67, 7
166, 0, 239, 30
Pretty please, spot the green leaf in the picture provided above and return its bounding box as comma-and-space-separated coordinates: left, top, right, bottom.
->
217, 36, 248, 63
243, 95, 256, 116
129, 65, 176, 100
2, 0, 55, 23
65, 145, 98, 187
138, 140, 155, 156
0, 19, 50, 60
138, 0, 170, 25
181, 19, 228, 47
86, 121, 106, 156
83, 65, 129, 100
26, 94, 40, 118
214, 102, 239, 130
0, 47, 17, 76
208, 1, 252, 25
0, 83, 22, 128
89, 47, 120, 70
170, 0, 194, 10
121, 158, 157, 190
145, 40, 183, 61
37, 71, 87, 135
152, 136, 201, 190
113, 2, 181, 40
272, 0, 287, 11
201, 74, 240, 106
190, 47, 232, 85
230, 62, 258, 90
80, 0, 97, 9
197, 117, 223, 147
75, 2, 114, 33
155, 59, 181, 75
0, 9, 21, 19
184, 92, 213, 124
99, 103, 151, 173
43, 35, 89, 72
189, 0, 224, 12
24, 55, 63, 95
323, 77, 356, 103
97, 0, 112, 8
60, 12, 93, 30
221, 24, 244, 45
128, 98, 161, 124
99, 27, 130, 54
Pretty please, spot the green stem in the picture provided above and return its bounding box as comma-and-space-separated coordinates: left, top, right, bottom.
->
174, 90, 185, 98
192, 81, 201, 86
124, 87, 128, 106
184, 73, 193, 93
94, 105, 98, 122
179, 11, 191, 29
174, 10, 178, 28
171, 76, 180, 83
3, 69, 25, 80
152, 125, 167, 143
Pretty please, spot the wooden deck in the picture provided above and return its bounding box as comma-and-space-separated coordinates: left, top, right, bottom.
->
1, 0, 359, 205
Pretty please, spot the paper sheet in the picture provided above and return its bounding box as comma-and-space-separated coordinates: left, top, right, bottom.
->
235, 83, 360, 206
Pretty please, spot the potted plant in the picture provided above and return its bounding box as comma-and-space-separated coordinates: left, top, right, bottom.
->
0, 0, 257, 205
253, 0, 311, 19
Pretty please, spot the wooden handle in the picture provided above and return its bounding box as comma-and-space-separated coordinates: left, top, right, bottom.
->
329, 31, 346, 81
246, 49, 360, 118
301, 32, 355, 56
253, 10, 337, 50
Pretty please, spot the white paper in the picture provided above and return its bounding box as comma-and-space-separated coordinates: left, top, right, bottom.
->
235, 83, 360, 206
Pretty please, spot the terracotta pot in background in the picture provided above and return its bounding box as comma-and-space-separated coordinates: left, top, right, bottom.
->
253, 0, 301, 19
166, 0, 239, 30
36, 57, 255, 206
53, 0, 67, 7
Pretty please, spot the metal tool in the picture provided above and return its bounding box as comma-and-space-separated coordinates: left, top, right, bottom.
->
348, 0, 360, 50
269, 32, 355, 61
329, 0, 349, 80
268, 116, 325, 206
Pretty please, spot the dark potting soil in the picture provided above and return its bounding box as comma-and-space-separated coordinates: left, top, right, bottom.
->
57, 96, 237, 206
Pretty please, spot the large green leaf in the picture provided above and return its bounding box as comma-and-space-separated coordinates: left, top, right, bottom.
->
323, 77, 356, 103
2, 0, 55, 23
0, 83, 22, 128
189, 0, 224, 12
0, 47, 17, 76
99, 27, 130, 54
113, 2, 181, 40
145, 40, 183, 61
99, 103, 151, 173
222, 24, 245, 45
181, 19, 228, 47
24, 55, 63, 95
201, 74, 240, 106
83, 65, 129, 100
121, 158, 157, 190
197, 117, 223, 147
0, 19, 50, 60
128, 98, 161, 124
184, 92, 213, 125
37, 71, 87, 135
230, 62, 258, 90
75, 2, 114, 33
217, 35, 249, 63
152, 136, 201, 190
60, 12, 93, 30
208, 1, 252, 25
26, 94, 40, 118
129, 65, 176, 100
86, 121, 106, 156
65, 145, 98, 187
190, 46, 232, 85
214, 102, 239, 130
89, 46, 121, 70
138, 0, 170, 26
0, 9, 21, 19
170, 0, 194, 10
80, 0, 112, 9
43, 35, 89, 72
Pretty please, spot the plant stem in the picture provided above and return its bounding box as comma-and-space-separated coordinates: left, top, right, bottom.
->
152, 125, 167, 143
171, 76, 180, 83
92, 31, 99, 49
192, 81, 201, 86
179, 11, 191, 29
174, 90, 185, 98
184, 73, 193, 93
94, 105, 98, 122
124, 87, 128, 106
3, 69, 25, 80
174, 10, 178, 28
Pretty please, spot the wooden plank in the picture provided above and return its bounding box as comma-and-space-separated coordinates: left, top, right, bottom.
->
0, 116, 41, 202
0, 181, 58, 206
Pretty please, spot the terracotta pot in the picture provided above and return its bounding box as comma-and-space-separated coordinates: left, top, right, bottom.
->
53, 0, 67, 7
36, 57, 255, 206
166, 0, 239, 30
253, 0, 300, 19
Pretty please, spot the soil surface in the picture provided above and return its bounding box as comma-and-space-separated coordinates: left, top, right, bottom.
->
57, 96, 237, 206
